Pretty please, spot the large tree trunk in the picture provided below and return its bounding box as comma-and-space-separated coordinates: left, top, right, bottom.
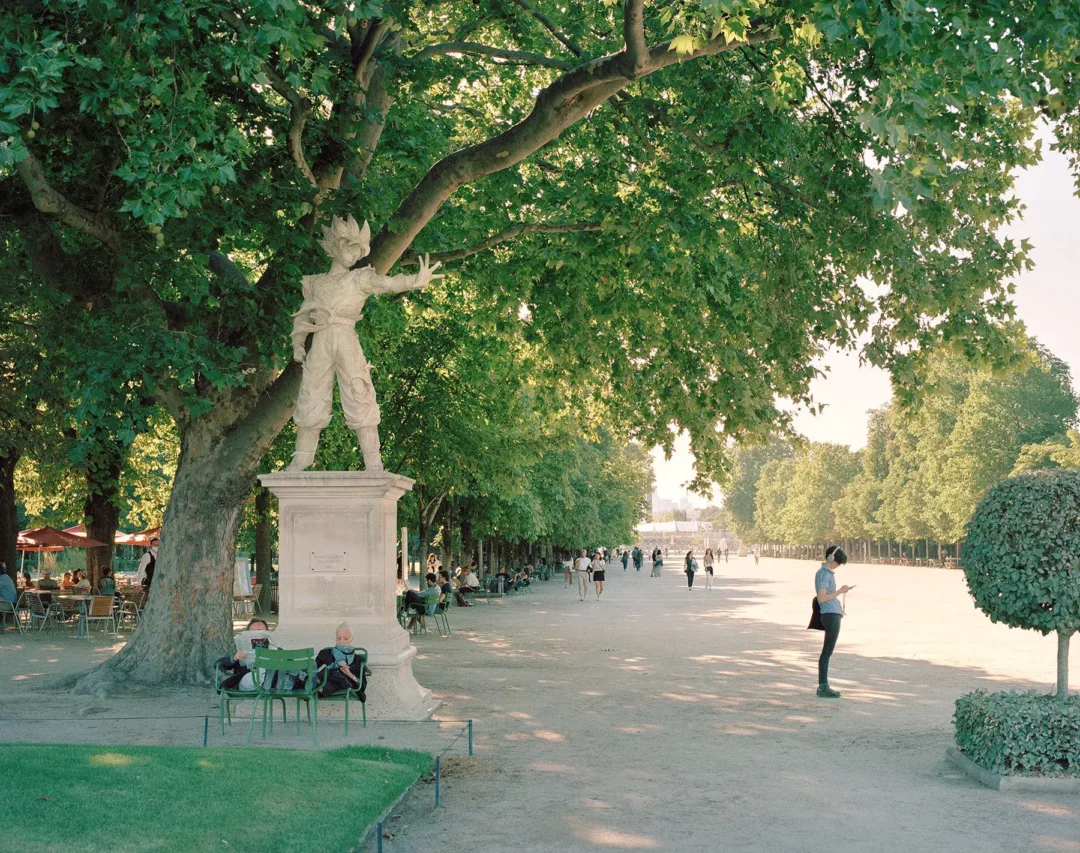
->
0, 447, 18, 583
76, 368, 299, 688
254, 486, 274, 617
1058, 631, 1072, 700
83, 446, 123, 586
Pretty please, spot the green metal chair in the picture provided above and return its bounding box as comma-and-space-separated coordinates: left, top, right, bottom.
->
430, 600, 451, 637
244, 647, 319, 747
215, 662, 288, 736
303, 647, 370, 736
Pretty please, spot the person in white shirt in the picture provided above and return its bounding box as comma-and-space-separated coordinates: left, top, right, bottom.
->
573, 550, 591, 601
135, 538, 159, 587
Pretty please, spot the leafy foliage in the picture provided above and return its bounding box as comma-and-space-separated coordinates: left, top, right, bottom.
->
963, 469, 1080, 637
954, 690, 1080, 777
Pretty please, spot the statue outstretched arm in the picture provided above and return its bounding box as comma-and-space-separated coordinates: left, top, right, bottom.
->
365, 254, 444, 295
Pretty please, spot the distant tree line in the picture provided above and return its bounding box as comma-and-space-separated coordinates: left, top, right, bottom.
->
723, 342, 1078, 562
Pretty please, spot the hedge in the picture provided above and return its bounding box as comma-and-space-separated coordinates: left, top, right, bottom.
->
954, 690, 1080, 777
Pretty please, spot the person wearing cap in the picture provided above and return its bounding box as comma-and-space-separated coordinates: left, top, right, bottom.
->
815, 545, 855, 699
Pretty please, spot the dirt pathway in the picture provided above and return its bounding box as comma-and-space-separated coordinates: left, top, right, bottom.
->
385, 557, 1080, 853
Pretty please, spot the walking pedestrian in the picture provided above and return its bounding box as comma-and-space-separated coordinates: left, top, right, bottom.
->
563, 553, 573, 587
815, 545, 854, 699
651, 547, 663, 577
573, 550, 591, 601
722, 544, 729, 563
592, 551, 606, 599
684, 550, 698, 590
622, 550, 629, 572
703, 548, 714, 590
753, 548, 759, 566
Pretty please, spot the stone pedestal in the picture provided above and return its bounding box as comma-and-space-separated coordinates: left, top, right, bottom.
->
258, 471, 437, 720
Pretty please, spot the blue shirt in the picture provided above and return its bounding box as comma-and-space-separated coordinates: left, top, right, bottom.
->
0, 573, 16, 605
815, 565, 843, 615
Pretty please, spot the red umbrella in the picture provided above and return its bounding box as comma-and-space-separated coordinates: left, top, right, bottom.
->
127, 527, 161, 547
63, 524, 135, 546
17, 526, 109, 549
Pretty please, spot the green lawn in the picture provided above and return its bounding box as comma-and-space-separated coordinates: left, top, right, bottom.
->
0, 743, 431, 853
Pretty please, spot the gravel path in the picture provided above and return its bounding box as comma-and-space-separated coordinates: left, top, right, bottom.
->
3, 556, 1077, 852
388, 556, 1080, 853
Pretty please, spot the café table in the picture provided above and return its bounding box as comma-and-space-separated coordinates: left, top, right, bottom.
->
56, 594, 92, 638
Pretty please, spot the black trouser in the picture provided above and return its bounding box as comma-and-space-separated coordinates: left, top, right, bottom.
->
818, 613, 842, 685
687, 571, 694, 588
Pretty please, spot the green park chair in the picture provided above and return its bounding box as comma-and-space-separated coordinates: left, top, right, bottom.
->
244, 647, 319, 747
430, 600, 451, 637
215, 662, 288, 736
303, 647, 370, 736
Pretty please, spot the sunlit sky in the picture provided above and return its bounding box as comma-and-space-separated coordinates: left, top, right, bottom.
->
652, 140, 1080, 507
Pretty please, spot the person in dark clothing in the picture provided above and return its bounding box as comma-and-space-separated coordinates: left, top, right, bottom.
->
438, 569, 459, 607
316, 623, 368, 699
216, 618, 271, 690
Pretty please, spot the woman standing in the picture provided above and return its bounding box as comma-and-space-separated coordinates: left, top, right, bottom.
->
815, 545, 853, 699
703, 549, 714, 590
591, 551, 606, 600
651, 547, 663, 577
684, 550, 698, 590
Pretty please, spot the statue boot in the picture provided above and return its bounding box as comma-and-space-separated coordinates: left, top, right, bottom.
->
287, 428, 321, 471
357, 427, 383, 472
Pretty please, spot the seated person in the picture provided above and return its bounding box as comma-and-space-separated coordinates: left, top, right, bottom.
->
461, 564, 480, 593
439, 569, 467, 608
395, 567, 410, 597
74, 570, 92, 593
20, 571, 33, 591
36, 571, 58, 591
315, 623, 368, 699
216, 618, 275, 691
495, 568, 511, 591
59, 571, 75, 590
403, 573, 443, 629
96, 567, 120, 600
0, 570, 16, 606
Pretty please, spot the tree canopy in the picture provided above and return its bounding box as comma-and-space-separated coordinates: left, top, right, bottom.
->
4, 0, 1080, 682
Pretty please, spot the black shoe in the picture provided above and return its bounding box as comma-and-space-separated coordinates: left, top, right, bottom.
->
816, 685, 841, 699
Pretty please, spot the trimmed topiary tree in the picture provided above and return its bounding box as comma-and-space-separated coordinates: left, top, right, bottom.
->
964, 469, 1080, 699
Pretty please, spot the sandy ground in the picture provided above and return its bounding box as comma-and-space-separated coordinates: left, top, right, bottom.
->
3, 557, 1079, 853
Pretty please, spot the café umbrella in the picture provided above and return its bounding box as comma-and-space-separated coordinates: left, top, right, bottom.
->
17, 526, 109, 573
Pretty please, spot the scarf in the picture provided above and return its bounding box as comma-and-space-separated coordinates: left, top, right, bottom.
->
332, 645, 355, 667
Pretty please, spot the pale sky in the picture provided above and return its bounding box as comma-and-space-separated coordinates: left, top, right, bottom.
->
653, 141, 1080, 507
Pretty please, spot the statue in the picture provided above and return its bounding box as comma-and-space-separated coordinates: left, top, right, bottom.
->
288, 215, 444, 471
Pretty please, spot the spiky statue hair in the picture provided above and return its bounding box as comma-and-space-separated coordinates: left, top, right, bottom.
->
318, 214, 371, 260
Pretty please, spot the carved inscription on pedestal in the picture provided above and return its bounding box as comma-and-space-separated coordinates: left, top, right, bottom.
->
310, 551, 348, 572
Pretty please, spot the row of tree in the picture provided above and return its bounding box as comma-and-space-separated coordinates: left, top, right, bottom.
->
724, 343, 1079, 558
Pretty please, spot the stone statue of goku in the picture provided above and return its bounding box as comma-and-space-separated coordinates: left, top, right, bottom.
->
288, 215, 443, 471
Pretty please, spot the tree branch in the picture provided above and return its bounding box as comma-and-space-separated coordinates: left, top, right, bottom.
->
399, 220, 603, 265
219, 363, 302, 473
367, 22, 776, 273
14, 147, 123, 253
623, 0, 647, 78
414, 41, 573, 70
510, 0, 584, 57
221, 11, 316, 188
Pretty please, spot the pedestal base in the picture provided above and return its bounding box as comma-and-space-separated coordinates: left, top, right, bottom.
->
259, 471, 436, 720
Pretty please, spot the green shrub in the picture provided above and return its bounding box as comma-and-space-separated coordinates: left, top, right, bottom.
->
963, 469, 1080, 698
954, 690, 1080, 777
